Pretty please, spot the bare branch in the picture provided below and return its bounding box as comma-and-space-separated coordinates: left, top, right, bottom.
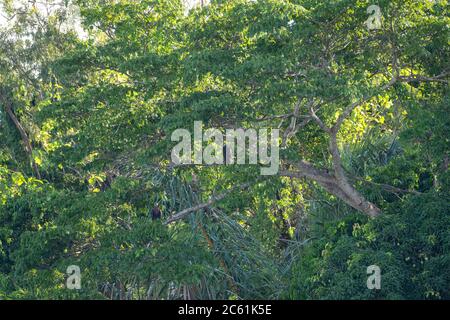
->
282, 99, 318, 147
165, 181, 254, 224
282, 99, 303, 146
309, 104, 330, 133
398, 71, 449, 84
280, 160, 334, 185
254, 112, 294, 122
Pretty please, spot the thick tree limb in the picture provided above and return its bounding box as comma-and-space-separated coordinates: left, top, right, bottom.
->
280, 160, 335, 185
303, 75, 398, 217
279, 163, 380, 217
2, 99, 41, 179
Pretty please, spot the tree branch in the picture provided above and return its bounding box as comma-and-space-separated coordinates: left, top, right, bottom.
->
165, 181, 254, 224
332, 76, 398, 134
1, 98, 41, 179
351, 176, 422, 195
398, 71, 449, 84
309, 104, 330, 133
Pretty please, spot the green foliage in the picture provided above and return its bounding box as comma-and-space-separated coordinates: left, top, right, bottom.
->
0, 0, 448, 300
286, 189, 450, 300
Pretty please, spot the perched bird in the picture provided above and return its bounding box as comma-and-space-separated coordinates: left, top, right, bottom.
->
151, 205, 162, 220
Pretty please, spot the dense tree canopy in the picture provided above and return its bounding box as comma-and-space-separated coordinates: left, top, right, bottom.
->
0, 0, 448, 299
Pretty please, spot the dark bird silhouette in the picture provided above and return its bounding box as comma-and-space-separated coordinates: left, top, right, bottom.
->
151, 205, 162, 220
